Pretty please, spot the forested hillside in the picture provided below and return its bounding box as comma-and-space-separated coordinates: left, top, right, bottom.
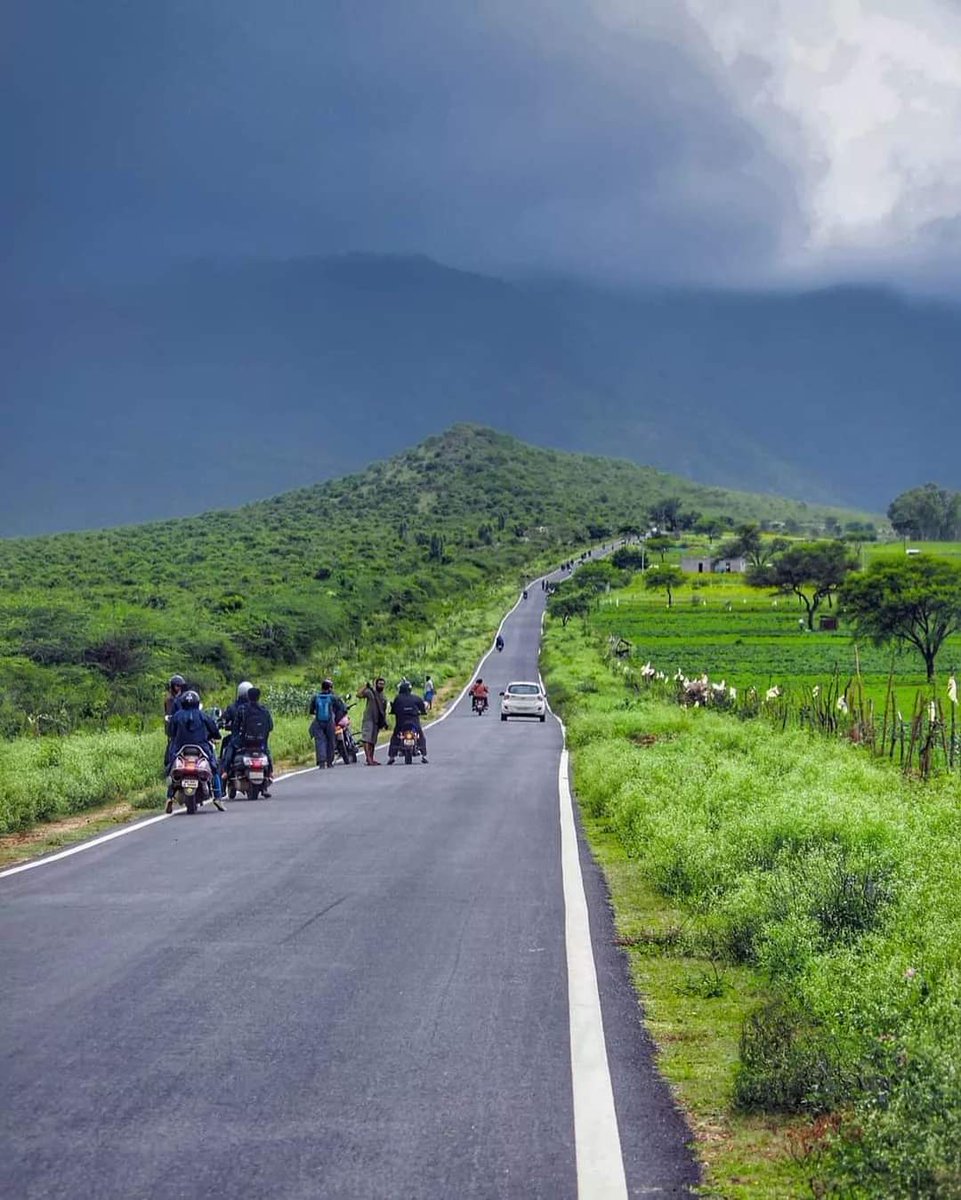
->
0, 425, 864, 736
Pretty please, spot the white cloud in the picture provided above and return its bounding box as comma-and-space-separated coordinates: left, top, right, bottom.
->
680, 0, 961, 286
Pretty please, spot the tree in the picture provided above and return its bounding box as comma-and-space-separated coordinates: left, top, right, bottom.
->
694, 516, 723, 544
719, 524, 790, 569
839, 555, 961, 681
888, 484, 961, 541
749, 541, 857, 630
644, 565, 684, 608
548, 590, 592, 625
646, 534, 674, 563
648, 496, 683, 532
611, 545, 647, 572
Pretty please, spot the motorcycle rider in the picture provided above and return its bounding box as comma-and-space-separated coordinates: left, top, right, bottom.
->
164, 674, 187, 736
234, 686, 274, 796
495, 634, 505, 652
387, 680, 428, 764
219, 680, 252, 781
165, 690, 223, 811
469, 678, 489, 713
358, 677, 388, 765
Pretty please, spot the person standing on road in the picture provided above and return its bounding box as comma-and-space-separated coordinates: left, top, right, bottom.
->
309, 679, 340, 769
424, 675, 436, 710
358, 677, 388, 765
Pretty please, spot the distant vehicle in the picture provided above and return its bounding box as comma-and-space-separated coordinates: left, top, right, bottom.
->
500, 682, 547, 722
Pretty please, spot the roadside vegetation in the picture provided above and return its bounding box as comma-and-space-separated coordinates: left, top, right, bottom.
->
545, 532, 961, 1197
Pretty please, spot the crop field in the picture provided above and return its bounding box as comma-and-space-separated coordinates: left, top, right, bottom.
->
592, 565, 961, 713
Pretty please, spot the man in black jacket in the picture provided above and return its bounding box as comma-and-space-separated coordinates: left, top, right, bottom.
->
235, 687, 274, 796
387, 680, 428, 764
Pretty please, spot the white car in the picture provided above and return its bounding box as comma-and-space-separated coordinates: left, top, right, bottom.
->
500, 681, 547, 722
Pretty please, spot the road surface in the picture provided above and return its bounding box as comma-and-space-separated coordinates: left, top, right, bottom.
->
0, 574, 698, 1198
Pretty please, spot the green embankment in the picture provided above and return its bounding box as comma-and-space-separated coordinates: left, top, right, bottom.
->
544, 617, 961, 1198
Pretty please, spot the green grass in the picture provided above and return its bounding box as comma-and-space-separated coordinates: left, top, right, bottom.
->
544, 616, 961, 1197
592, 568, 961, 714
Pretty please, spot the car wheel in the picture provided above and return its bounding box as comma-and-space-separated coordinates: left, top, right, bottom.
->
501, 714, 508, 722
539, 715, 546, 722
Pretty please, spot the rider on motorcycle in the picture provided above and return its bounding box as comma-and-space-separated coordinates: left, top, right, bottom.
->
387, 680, 428, 764
232, 686, 275, 796
165, 690, 223, 810
469, 679, 489, 712
219, 680, 252, 778
495, 634, 505, 651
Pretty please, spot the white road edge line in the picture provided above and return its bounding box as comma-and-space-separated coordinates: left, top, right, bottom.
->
0, 572, 551, 882
539, 621, 628, 1196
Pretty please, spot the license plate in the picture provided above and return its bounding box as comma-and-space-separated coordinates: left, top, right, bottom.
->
183, 781, 198, 792
249, 772, 264, 782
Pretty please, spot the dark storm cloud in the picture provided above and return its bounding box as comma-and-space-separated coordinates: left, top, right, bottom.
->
2, 0, 801, 287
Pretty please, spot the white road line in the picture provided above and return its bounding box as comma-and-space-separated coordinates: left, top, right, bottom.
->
557, 733, 628, 1199
0, 814, 173, 879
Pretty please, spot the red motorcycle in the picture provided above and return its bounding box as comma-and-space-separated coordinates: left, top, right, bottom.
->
169, 745, 223, 814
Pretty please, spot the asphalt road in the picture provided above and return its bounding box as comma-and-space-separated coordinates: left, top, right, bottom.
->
0, 574, 698, 1198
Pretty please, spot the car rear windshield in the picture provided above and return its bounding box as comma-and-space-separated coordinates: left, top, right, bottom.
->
508, 684, 541, 695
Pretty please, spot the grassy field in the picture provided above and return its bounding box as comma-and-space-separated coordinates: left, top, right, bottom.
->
543, 617, 961, 1198
592, 562, 961, 715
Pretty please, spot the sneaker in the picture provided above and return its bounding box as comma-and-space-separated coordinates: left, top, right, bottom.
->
165, 797, 174, 814
261, 788, 271, 798
387, 757, 396, 765
421, 756, 429, 764
213, 797, 225, 812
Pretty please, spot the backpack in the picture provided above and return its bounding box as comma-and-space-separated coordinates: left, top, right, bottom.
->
313, 692, 334, 722
240, 704, 270, 746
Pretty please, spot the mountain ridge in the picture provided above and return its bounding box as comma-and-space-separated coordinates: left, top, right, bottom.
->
5, 254, 958, 533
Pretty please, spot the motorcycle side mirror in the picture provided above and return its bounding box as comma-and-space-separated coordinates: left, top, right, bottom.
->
499, 691, 505, 696
344, 693, 352, 701
211, 706, 222, 720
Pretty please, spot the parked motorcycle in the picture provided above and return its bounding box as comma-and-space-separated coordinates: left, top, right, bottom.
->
335, 697, 360, 765
169, 745, 222, 814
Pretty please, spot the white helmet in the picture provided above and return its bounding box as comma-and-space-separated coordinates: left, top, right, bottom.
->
237, 680, 253, 700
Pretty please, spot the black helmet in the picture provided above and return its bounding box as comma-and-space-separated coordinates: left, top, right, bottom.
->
322, 678, 333, 691
169, 674, 186, 689
399, 680, 412, 694
182, 690, 201, 708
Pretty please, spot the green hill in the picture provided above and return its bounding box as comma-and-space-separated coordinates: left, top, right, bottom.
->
0, 425, 868, 736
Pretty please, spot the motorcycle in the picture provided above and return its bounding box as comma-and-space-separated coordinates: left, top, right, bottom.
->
398, 726, 420, 765
335, 697, 360, 765
471, 693, 489, 716
495, 637, 505, 652
169, 745, 222, 814
225, 743, 271, 800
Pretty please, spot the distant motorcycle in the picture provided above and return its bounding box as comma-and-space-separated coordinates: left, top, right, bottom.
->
169, 745, 222, 814
495, 635, 505, 652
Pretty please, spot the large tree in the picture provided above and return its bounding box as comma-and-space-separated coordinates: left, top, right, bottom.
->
717, 523, 789, 569
749, 541, 857, 630
887, 484, 961, 542
644, 565, 684, 608
839, 555, 961, 681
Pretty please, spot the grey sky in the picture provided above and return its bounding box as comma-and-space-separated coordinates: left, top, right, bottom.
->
7, 0, 960, 293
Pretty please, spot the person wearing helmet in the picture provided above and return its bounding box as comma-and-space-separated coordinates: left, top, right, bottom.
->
219, 680, 253, 784
165, 690, 223, 808
164, 674, 187, 737
309, 678, 343, 769
387, 679, 428, 764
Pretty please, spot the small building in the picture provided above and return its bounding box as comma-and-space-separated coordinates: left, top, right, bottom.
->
680, 555, 748, 575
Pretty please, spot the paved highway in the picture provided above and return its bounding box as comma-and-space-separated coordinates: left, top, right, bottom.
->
0, 576, 697, 1198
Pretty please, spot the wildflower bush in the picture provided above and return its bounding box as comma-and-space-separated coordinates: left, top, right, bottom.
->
544, 616, 961, 1197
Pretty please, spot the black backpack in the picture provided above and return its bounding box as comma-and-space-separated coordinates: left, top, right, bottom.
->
240, 704, 270, 746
